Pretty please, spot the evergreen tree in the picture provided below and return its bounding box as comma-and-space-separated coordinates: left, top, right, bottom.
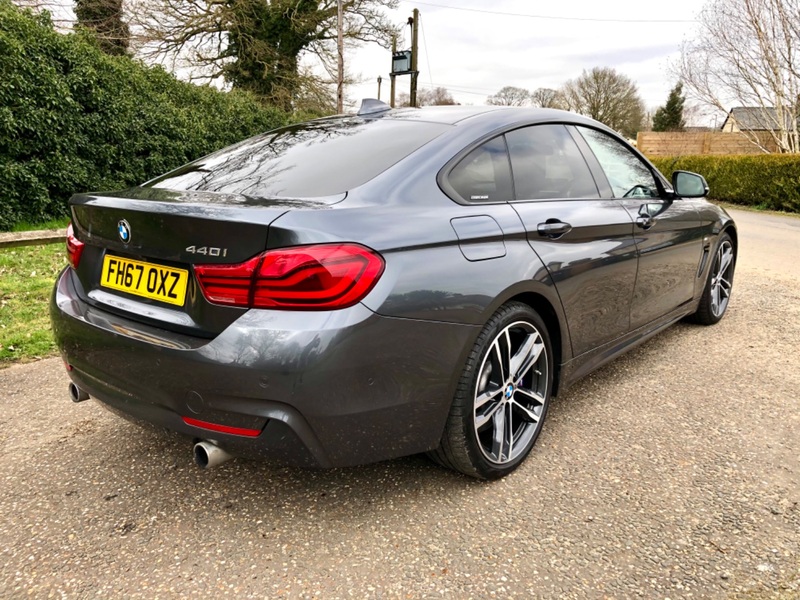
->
74, 0, 129, 55
652, 82, 686, 131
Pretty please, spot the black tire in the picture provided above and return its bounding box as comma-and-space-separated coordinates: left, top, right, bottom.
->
429, 302, 554, 479
688, 232, 735, 325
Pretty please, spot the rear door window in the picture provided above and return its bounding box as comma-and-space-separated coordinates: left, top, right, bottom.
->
506, 124, 600, 200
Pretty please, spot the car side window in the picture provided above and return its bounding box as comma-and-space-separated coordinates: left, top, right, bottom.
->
577, 127, 659, 198
506, 124, 600, 200
448, 136, 513, 203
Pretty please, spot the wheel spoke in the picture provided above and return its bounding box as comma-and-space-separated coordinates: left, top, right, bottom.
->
503, 329, 513, 377
515, 387, 546, 407
491, 339, 506, 382
506, 403, 513, 460
718, 246, 733, 275
490, 403, 507, 460
475, 384, 503, 411
510, 398, 540, 423
711, 284, 721, 314
476, 399, 503, 430
719, 277, 732, 297
510, 332, 542, 382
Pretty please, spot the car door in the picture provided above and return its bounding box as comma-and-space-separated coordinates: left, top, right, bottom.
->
504, 124, 639, 357
574, 126, 703, 329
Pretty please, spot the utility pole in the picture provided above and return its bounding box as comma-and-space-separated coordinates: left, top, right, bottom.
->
390, 35, 397, 108
409, 8, 419, 108
337, 0, 344, 113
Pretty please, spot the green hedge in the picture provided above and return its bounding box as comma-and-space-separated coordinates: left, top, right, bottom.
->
0, 1, 290, 231
650, 154, 800, 212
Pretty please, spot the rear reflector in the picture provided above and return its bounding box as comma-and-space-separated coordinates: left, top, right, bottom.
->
66, 223, 84, 269
194, 243, 385, 310
182, 416, 262, 438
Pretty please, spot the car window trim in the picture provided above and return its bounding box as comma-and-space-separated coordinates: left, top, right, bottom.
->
566, 125, 614, 199
437, 131, 516, 205
439, 122, 616, 206
505, 124, 603, 204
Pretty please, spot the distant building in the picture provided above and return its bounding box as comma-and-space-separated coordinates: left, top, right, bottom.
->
720, 107, 790, 132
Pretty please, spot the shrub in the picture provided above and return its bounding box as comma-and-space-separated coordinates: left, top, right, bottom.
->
650, 154, 800, 212
0, 1, 289, 230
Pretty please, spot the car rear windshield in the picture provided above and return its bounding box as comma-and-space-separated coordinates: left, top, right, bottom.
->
147, 117, 450, 199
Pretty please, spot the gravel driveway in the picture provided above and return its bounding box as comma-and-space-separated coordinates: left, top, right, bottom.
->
1, 207, 798, 599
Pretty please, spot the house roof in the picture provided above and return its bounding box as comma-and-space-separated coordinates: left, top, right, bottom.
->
722, 107, 788, 131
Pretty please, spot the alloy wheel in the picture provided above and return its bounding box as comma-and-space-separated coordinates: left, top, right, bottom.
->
473, 320, 549, 465
711, 240, 734, 317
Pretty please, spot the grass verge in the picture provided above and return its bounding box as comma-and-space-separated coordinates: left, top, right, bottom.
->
0, 244, 66, 366
10, 217, 70, 233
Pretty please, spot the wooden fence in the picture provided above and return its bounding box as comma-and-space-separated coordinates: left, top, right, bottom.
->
636, 132, 777, 156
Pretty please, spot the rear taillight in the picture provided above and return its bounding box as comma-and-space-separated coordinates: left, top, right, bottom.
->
66, 223, 84, 269
194, 243, 385, 310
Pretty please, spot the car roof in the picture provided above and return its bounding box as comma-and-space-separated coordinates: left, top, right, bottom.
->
363, 104, 610, 132
381, 105, 504, 124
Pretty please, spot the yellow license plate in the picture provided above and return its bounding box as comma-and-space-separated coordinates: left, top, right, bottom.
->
101, 255, 188, 306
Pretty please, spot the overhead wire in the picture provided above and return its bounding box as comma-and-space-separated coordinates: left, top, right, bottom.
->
418, 12, 434, 91
418, 82, 495, 97
399, 0, 697, 24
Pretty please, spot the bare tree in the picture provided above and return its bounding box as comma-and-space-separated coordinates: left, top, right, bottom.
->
530, 87, 563, 109
486, 86, 530, 106
560, 67, 645, 138
16, 0, 130, 49
678, 0, 800, 152
425, 86, 458, 106
10, 0, 77, 29
397, 86, 457, 107
128, 0, 398, 111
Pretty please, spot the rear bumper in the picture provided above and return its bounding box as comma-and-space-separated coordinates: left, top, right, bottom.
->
51, 268, 478, 468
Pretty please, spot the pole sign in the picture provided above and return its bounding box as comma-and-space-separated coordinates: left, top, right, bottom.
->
392, 51, 413, 75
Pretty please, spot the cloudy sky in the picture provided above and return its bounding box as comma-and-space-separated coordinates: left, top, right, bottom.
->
344, 0, 706, 114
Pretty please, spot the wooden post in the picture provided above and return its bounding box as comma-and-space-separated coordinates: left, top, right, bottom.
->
336, 0, 344, 113
410, 8, 419, 108
390, 36, 397, 108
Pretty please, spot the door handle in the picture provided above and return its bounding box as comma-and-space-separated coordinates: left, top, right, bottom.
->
635, 215, 655, 229
537, 220, 572, 238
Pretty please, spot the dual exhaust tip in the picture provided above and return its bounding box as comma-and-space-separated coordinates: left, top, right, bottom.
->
67, 383, 233, 469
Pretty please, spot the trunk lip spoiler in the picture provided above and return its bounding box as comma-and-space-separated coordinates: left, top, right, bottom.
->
69, 188, 347, 210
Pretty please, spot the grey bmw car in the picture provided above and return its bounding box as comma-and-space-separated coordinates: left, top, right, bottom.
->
51, 102, 736, 479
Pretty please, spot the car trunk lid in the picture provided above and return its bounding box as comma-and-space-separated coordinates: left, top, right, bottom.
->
69, 187, 341, 337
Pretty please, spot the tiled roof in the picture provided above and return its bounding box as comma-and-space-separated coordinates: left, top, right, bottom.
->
725, 107, 791, 131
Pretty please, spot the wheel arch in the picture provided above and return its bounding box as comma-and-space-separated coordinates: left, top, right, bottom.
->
722, 224, 738, 261
504, 291, 567, 397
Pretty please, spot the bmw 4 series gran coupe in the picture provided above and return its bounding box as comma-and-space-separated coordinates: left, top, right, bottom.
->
51, 101, 736, 479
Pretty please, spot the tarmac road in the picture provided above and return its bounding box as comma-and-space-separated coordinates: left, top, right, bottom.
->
1, 207, 798, 599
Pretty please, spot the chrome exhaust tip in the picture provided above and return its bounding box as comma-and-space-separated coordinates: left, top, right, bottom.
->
68, 382, 90, 403
193, 441, 233, 469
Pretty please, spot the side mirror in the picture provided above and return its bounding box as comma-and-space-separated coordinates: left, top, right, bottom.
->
672, 170, 709, 198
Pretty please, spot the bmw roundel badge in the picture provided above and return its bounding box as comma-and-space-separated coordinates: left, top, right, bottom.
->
117, 219, 131, 244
